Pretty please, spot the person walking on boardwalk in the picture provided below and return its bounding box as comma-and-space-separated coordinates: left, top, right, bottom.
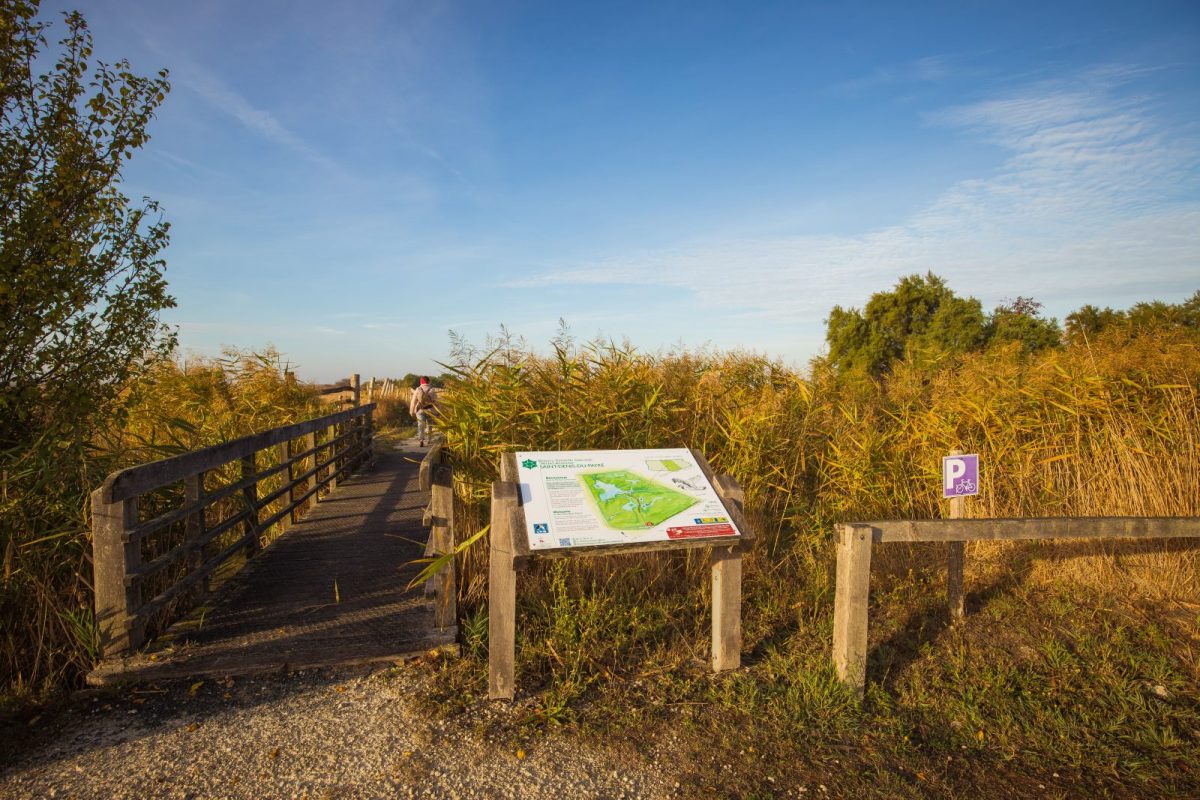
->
409, 376, 438, 447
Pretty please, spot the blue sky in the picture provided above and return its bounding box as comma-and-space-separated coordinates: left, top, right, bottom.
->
45, 1, 1200, 382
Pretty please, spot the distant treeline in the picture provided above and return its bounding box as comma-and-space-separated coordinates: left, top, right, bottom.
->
826, 272, 1198, 376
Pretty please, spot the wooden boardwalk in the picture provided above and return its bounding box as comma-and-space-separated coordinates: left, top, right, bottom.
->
89, 445, 456, 685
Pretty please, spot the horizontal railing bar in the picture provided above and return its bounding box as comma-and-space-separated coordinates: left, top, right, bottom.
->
140, 436, 371, 581
126, 509, 252, 586
257, 493, 310, 533
130, 528, 257, 625
843, 516, 1200, 543
325, 439, 369, 483
287, 440, 324, 463
124, 495, 210, 545
122, 471, 256, 544
286, 480, 322, 515
101, 404, 374, 503
119, 420, 372, 635
118, 427, 364, 543
269, 440, 359, 504
257, 480, 296, 511
318, 384, 353, 396
279, 431, 370, 510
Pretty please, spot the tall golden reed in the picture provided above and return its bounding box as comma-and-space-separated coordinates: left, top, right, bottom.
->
437, 329, 1199, 605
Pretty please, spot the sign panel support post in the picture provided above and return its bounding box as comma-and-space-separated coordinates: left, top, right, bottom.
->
711, 474, 745, 671
944, 449, 973, 622
488, 480, 520, 700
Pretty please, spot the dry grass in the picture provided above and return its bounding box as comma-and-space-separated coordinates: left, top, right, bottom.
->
439, 329, 1200, 605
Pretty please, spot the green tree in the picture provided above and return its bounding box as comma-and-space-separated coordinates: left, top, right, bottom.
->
1063, 303, 1125, 344
825, 272, 985, 376
1064, 291, 1200, 344
0, 0, 172, 694
1, 1, 173, 453
984, 296, 1061, 354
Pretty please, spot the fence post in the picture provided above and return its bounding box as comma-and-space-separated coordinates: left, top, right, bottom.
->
489, 481, 518, 699
92, 489, 143, 657
351, 373, 360, 408
286, 439, 301, 523
431, 463, 457, 629
947, 449, 966, 622
832, 523, 873, 695
184, 472, 208, 592
306, 430, 319, 505
364, 407, 375, 466
277, 441, 293, 532
241, 454, 260, 555
328, 425, 338, 493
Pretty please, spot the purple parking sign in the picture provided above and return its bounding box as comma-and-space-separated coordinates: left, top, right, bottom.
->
942, 454, 979, 498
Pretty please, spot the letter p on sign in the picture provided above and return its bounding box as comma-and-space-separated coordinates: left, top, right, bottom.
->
942, 454, 979, 498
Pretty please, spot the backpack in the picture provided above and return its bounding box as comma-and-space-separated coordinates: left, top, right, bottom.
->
416, 385, 437, 411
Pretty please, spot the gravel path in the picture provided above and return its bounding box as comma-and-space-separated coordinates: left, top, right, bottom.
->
0, 663, 681, 799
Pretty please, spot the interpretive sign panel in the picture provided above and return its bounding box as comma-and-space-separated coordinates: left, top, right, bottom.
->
942, 453, 980, 498
515, 448, 742, 551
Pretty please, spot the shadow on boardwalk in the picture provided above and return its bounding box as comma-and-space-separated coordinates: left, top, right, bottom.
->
90, 446, 456, 686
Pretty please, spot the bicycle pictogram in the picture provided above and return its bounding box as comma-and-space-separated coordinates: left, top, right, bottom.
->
955, 478, 976, 495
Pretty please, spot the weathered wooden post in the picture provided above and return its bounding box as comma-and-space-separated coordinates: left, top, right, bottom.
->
711, 474, 745, 671
363, 407, 375, 466
431, 463, 457, 629
488, 480, 519, 699
711, 545, 741, 671
946, 449, 967, 622
184, 472, 207, 591
832, 523, 873, 695
241, 454, 260, 555
351, 373, 361, 408
306, 430, 319, 506
277, 441, 294, 532
328, 424, 339, 493
92, 487, 143, 657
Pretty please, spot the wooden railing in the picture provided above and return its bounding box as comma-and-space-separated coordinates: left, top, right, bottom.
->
419, 443, 456, 630
91, 403, 375, 659
832, 516, 1200, 694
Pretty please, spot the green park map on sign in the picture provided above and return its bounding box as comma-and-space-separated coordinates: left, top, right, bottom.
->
579, 469, 698, 530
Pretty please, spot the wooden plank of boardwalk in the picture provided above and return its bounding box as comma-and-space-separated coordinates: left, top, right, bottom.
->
89, 447, 456, 686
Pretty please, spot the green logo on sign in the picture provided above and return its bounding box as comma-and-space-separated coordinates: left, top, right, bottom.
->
521, 459, 537, 469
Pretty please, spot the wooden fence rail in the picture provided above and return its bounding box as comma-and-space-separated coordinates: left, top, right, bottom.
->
832, 516, 1200, 695
91, 402, 375, 659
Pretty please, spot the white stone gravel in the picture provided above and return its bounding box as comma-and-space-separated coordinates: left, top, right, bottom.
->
0, 665, 680, 800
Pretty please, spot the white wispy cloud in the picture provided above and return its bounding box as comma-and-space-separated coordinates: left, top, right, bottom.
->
507, 67, 1199, 319
180, 65, 348, 178
138, 30, 347, 178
